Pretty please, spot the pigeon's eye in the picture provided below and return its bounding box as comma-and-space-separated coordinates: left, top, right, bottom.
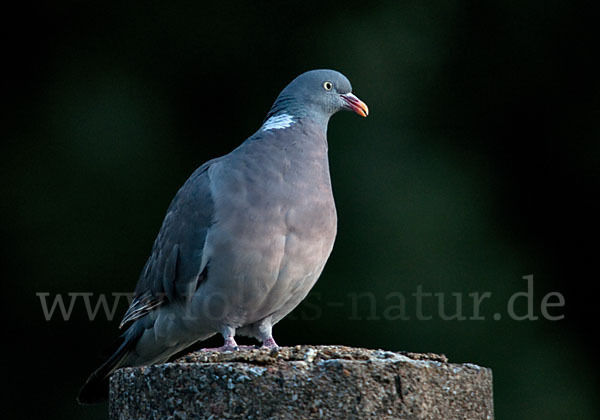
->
323, 81, 333, 91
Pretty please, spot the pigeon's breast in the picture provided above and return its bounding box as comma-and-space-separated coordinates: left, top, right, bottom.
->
202, 130, 337, 325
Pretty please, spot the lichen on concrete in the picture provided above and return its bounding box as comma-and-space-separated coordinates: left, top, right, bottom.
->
109, 345, 493, 419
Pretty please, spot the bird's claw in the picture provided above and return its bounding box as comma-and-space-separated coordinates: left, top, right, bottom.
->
261, 337, 279, 350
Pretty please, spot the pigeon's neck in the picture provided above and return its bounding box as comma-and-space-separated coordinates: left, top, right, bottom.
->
263, 96, 331, 133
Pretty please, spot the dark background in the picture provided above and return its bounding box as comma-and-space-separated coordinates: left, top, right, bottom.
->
3, 1, 598, 419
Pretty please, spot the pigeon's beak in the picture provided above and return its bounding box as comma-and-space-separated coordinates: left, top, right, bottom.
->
341, 93, 369, 117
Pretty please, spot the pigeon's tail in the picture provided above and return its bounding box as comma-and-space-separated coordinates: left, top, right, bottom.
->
77, 322, 144, 404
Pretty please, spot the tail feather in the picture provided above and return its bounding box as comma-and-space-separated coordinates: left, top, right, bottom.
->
77, 324, 143, 404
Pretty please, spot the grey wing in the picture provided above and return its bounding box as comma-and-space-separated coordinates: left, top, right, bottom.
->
119, 160, 217, 328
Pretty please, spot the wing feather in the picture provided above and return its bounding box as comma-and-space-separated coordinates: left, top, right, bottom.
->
119, 160, 217, 328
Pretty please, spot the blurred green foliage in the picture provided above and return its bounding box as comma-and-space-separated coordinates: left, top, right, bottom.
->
3, 1, 598, 419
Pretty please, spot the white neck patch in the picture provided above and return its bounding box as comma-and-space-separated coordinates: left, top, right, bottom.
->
262, 113, 295, 131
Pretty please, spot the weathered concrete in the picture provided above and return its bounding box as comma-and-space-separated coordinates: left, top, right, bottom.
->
109, 345, 493, 419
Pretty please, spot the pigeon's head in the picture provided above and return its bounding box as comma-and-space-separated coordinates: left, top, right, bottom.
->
268, 69, 368, 123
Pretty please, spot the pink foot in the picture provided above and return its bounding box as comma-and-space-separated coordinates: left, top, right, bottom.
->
261, 336, 279, 349
202, 337, 239, 352
202, 337, 258, 352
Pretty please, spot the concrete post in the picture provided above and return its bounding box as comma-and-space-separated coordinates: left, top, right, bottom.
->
109, 345, 493, 419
